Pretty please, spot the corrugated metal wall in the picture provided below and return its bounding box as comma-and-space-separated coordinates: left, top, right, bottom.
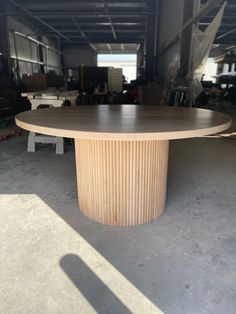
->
8, 17, 40, 79
7, 17, 62, 80
41, 36, 62, 74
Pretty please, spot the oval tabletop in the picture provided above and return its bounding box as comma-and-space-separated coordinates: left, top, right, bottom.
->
15, 105, 231, 140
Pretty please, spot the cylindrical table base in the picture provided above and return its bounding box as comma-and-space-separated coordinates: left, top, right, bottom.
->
75, 139, 169, 226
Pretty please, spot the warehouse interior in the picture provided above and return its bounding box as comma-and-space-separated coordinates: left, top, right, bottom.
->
0, 0, 236, 313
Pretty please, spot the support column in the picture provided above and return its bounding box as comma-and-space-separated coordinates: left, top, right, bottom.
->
145, 0, 158, 81
137, 43, 144, 78
0, 0, 11, 82
179, 0, 199, 78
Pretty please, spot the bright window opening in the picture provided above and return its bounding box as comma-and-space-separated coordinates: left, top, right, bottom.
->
97, 54, 137, 83
203, 58, 218, 83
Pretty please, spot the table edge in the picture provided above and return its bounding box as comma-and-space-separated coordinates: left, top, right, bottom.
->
15, 116, 232, 141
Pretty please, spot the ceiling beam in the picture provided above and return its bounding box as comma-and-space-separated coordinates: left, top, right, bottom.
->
64, 34, 143, 39
9, 0, 71, 42
199, 22, 236, 26
202, 15, 236, 19
215, 36, 236, 44
1, 12, 148, 17
224, 44, 236, 51
19, 2, 147, 11
216, 27, 236, 40
61, 38, 143, 44
45, 29, 143, 34
72, 17, 97, 51
40, 22, 145, 27
103, 0, 117, 40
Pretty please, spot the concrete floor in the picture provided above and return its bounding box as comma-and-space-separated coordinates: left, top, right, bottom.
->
0, 113, 236, 314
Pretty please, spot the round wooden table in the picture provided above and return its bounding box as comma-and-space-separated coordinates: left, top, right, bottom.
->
16, 105, 231, 226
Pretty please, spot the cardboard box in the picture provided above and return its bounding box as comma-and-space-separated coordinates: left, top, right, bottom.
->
22, 73, 64, 91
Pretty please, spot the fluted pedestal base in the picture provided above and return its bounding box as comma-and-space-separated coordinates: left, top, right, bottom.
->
75, 139, 169, 226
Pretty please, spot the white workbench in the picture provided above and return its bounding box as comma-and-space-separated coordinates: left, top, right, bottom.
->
22, 90, 79, 153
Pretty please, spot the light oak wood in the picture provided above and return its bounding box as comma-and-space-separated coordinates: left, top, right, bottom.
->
75, 139, 169, 226
15, 105, 232, 141
15, 105, 232, 226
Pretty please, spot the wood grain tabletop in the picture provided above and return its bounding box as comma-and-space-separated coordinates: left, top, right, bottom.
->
15, 105, 232, 140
